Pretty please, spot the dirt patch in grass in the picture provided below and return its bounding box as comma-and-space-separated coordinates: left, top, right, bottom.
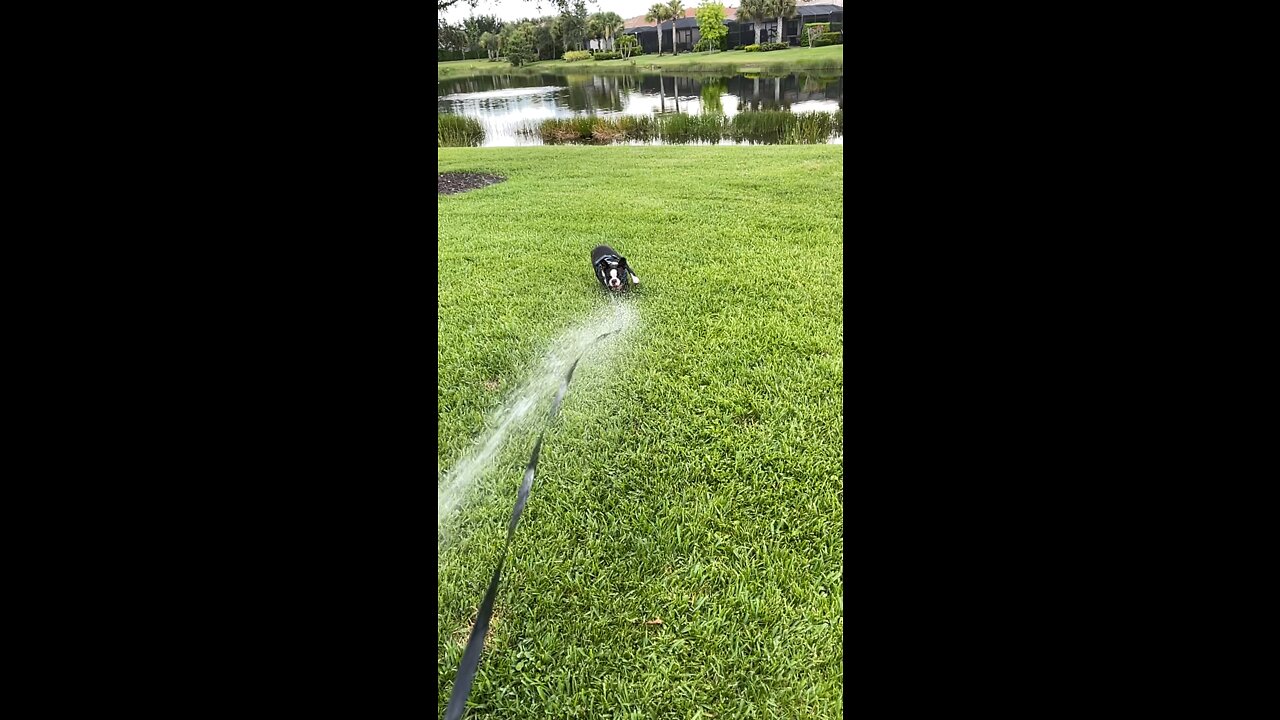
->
455, 608, 500, 648
439, 172, 506, 196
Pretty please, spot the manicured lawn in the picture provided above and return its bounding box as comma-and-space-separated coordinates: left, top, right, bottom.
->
438, 45, 843, 80
438, 146, 843, 719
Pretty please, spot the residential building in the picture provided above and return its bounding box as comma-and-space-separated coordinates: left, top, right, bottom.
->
621, 2, 842, 53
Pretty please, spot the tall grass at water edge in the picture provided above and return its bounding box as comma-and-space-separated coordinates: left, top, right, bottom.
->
520, 109, 843, 145
439, 114, 485, 147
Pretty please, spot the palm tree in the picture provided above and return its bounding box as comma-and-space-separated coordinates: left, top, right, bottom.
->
588, 12, 605, 50
738, 0, 767, 46
645, 4, 669, 55
667, 0, 684, 55
769, 0, 797, 46
601, 12, 624, 50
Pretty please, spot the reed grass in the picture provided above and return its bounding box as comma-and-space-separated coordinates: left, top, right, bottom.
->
522, 110, 842, 145
438, 114, 485, 147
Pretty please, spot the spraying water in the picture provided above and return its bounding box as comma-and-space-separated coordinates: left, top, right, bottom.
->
438, 299, 637, 552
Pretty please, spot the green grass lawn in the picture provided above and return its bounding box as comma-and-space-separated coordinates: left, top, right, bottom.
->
438, 45, 843, 80
438, 146, 843, 719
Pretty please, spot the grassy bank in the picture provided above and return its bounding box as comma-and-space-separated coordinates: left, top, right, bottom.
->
438, 146, 843, 718
438, 45, 843, 80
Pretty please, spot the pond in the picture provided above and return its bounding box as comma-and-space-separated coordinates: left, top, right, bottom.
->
438, 72, 843, 146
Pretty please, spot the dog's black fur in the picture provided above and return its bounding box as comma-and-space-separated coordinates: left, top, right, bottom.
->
591, 245, 640, 292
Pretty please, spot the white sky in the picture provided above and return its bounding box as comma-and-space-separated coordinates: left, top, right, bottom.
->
441, 0, 697, 24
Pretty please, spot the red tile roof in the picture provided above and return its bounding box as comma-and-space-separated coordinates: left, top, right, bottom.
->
624, 6, 738, 29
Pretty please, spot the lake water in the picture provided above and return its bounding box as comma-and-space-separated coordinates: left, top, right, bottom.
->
438, 72, 843, 146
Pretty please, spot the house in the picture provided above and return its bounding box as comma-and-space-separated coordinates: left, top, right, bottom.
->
622, 7, 733, 54
621, 1, 843, 53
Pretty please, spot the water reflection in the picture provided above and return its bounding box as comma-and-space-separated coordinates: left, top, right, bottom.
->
438, 72, 843, 146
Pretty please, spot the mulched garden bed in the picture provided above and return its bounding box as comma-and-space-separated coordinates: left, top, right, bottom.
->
438, 172, 506, 196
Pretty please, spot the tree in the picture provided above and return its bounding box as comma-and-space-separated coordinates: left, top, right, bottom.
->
439, 0, 569, 11
737, 0, 767, 45
588, 12, 606, 50
645, 3, 670, 55
616, 33, 639, 59
438, 19, 468, 52
695, 2, 727, 52
557, 0, 587, 52
462, 15, 501, 59
507, 24, 537, 66
461, 16, 489, 59
600, 12, 624, 50
535, 17, 557, 59
481, 31, 504, 59
667, 0, 684, 55
768, 0, 796, 46
589, 11, 625, 50
550, 15, 566, 55
499, 21, 518, 57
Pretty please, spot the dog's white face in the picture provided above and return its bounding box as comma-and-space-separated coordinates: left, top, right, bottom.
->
600, 260, 624, 290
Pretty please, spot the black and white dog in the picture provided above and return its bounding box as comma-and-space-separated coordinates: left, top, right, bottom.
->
591, 245, 641, 292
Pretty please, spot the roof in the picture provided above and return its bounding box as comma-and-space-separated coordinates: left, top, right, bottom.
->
623, 4, 839, 31
624, 5, 739, 30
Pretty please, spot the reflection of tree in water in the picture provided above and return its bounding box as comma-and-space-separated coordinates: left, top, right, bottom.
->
438, 73, 564, 97
594, 76, 625, 113
726, 72, 840, 110
799, 72, 837, 94
701, 77, 728, 115
562, 75, 627, 114
565, 76, 595, 112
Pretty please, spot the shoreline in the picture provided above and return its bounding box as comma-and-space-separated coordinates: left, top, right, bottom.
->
438, 46, 844, 81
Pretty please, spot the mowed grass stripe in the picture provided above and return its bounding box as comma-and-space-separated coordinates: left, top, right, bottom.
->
438, 145, 842, 719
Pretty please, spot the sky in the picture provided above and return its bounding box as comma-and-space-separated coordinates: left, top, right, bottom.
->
441, 0, 704, 24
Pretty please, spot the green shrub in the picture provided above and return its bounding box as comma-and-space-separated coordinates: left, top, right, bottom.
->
743, 44, 761, 52
563, 50, 592, 62
438, 114, 485, 147
592, 51, 622, 60
802, 22, 831, 47
760, 42, 788, 52
692, 34, 728, 53
814, 32, 842, 47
